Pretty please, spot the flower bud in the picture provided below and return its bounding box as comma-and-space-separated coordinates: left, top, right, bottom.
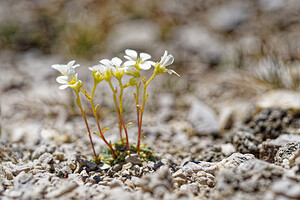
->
71, 80, 83, 90
129, 78, 138, 86
93, 70, 104, 84
125, 66, 140, 78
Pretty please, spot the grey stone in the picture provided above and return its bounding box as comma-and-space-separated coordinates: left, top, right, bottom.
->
0, 166, 7, 180
232, 130, 262, 156
107, 20, 159, 53
45, 182, 78, 198
113, 164, 122, 172
122, 162, 133, 171
175, 25, 222, 65
183, 161, 217, 176
31, 145, 47, 160
104, 187, 135, 200
100, 164, 111, 170
53, 152, 64, 161
140, 166, 173, 198
208, 1, 253, 31
11, 165, 31, 176
275, 142, 300, 167
125, 154, 142, 165
217, 153, 255, 170
172, 169, 187, 179
221, 144, 236, 156
271, 179, 300, 199
257, 90, 300, 111
38, 152, 53, 164
260, 134, 300, 162
259, 0, 286, 11
14, 171, 33, 186
212, 159, 284, 199
187, 100, 219, 136
77, 156, 97, 171
0, 183, 4, 194
109, 179, 123, 188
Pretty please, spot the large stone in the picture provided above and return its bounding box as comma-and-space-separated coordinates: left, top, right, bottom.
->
106, 20, 159, 53
212, 159, 285, 199
260, 134, 300, 162
271, 179, 300, 199
275, 142, 300, 167
125, 154, 142, 165
256, 90, 300, 112
208, 1, 253, 32
140, 166, 173, 198
175, 25, 222, 65
217, 153, 255, 170
187, 100, 219, 136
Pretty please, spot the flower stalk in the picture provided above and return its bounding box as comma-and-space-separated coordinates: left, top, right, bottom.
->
88, 83, 117, 158
74, 90, 98, 161
117, 78, 130, 153
108, 81, 124, 144
136, 74, 156, 154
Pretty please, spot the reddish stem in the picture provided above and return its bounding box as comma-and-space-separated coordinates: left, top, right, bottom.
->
120, 114, 130, 152
75, 91, 98, 161
94, 113, 117, 158
137, 109, 144, 154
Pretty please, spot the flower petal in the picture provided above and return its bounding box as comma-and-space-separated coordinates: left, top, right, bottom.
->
123, 60, 136, 67
66, 68, 76, 78
162, 54, 174, 67
140, 53, 151, 62
124, 55, 134, 61
51, 64, 67, 75
160, 51, 168, 64
56, 76, 69, 84
165, 69, 180, 77
59, 84, 70, 90
72, 64, 80, 69
125, 49, 138, 60
100, 59, 112, 66
67, 60, 76, 66
147, 61, 156, 66
90, 64, 105, 72
139, 62, 152, 70
111, 57, 122, 68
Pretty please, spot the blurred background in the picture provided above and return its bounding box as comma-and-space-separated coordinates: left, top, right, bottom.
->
1, 0, 300, 69
1, 0, 300, 146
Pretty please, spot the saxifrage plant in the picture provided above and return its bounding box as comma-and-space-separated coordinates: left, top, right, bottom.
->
51, 49, 179, 164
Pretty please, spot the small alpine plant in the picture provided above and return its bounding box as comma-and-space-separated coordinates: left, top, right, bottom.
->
51, 50, 179, 164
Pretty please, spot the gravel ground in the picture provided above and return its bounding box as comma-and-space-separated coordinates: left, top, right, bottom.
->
1, 0, 300, 199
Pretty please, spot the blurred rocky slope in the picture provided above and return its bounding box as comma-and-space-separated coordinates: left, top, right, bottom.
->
0, 0, 299, 69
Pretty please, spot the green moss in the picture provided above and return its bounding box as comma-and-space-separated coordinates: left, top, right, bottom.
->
91, 140, 157, 165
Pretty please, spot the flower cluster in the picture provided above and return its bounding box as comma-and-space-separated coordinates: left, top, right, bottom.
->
51, 49, 179, 163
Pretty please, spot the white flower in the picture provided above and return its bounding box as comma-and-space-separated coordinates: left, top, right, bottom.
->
89, 64, 110, 82
100, 57, 125, 79
89, 64, 107, 73
56, 68, 82, 90
156, 51, 179, 76
51, 60, 79, 75
124, 49, 155, 70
